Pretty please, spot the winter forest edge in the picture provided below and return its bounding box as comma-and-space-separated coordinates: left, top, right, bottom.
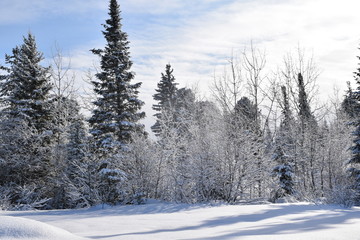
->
0, 0, 359, 210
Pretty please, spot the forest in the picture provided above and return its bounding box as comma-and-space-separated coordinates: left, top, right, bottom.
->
0, 0, 359, 210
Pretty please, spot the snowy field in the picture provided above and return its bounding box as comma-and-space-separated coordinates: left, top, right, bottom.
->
1, 201, 360, 240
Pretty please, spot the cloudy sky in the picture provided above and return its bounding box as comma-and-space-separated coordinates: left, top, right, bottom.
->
1, 0, 360, 130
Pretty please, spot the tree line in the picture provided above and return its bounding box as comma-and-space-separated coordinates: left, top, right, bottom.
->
0, 0, 359, 209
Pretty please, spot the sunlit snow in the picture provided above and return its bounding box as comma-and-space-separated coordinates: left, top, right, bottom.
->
1, 201, 359, 240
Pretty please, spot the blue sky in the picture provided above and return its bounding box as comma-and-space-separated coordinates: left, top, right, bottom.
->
1, 0, 360, 130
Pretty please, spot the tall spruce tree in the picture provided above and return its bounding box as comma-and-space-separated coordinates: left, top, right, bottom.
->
0, 33, 54, 209
151, 63, 178, 136
348, 48, 360, 205
297, 72, 318, 195
298, 73, 316, 128
89, 0, 145, 156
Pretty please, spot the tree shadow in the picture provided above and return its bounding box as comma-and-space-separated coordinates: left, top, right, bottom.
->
191, 209, 359, 240
86, 204, 360, 239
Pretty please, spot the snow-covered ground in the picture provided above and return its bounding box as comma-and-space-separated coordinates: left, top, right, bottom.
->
1, 201, 359, 240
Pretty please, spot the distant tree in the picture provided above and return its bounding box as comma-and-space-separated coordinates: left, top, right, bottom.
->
298, 73, 316, 129
280, 86, 293, 132
89, 0, 145, 158
242, 42, 266, 128
49, 44, 78, 146
342, 81, 358, 119
153, 87, 196, 203
235, 96, 266, 198
297, 72, 319, 195
120, 133, 156, 204
272, 86, 295, 201
211, 56, 263, 202
280, 48, 323, 200
348, 48, 360, 205
234, 96, 260, 132
190, 101, 224, 202
272, 146, 294, 199
152, 63, 178, 136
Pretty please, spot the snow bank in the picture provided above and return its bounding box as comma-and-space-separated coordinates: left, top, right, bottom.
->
0, 216, 87, 240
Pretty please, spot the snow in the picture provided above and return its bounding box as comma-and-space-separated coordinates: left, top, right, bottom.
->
1, 201, 360, 240
0, 216, 86, 240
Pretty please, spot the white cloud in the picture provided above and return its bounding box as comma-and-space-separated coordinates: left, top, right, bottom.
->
129, 0, 360, 103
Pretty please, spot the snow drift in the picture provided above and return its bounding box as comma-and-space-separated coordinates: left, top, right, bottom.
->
0, 216, 87, 240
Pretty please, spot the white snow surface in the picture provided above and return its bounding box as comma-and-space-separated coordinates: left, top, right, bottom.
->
0, 216, 86, 240
1, 200, 360, 240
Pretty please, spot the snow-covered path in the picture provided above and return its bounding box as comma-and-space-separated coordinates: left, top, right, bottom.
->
1, 202, 360, 240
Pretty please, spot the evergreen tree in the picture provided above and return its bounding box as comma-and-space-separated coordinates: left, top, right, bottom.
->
152, 63, 178, 136
157, 87, 196, 203
234, 96, 260, 132
235, 96, 265, 198
280, 86, 293, 132
89, 0, 145, 157
298, 73, 316, 129
348, 48, 360, 205
272, 146, 294, 198
88, 0, 146, 205
272, 86, 295, 201
342, 81, 358, 119
0, 33, 54, 209
0, 33, 52, 132
297, 72, 318, 195
278, 86, 295, 152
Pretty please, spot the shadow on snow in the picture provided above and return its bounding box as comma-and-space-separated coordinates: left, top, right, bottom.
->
86, 204, 360, 240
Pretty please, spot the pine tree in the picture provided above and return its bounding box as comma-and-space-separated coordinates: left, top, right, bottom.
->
297, 72, 318, 195
298, 73, 316, 129
89, 0, 145, 157
0, 33, 54, 209
235, 96, 265, 198
151, 63, 178, 136
88, 0, 146, 205
278, 86, 295, 155
342, 81, 358, 119
234, 96, 260, 132
348, 48, 360, 205
280, 86, 292, 131
272, 147, 294, 197
272, 86, 295, 201
0, 33, 52, 132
